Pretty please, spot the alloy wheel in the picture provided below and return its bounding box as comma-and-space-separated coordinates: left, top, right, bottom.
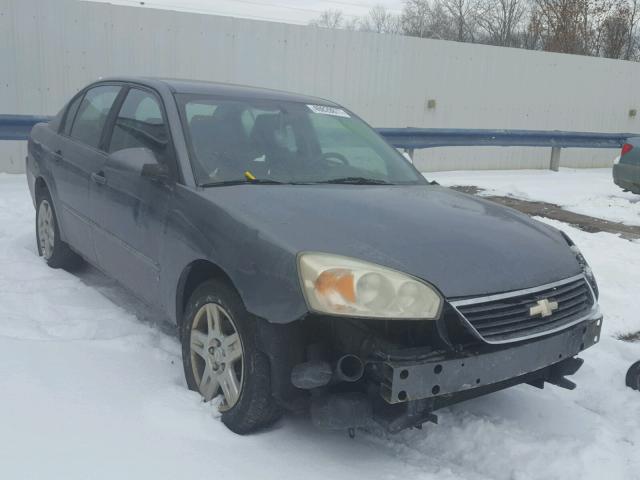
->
37, 200, 55, 260
190, 302, 244, 410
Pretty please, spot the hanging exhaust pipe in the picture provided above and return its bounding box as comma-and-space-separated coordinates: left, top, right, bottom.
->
291, 354, 365, 389
335, 354, 365, 383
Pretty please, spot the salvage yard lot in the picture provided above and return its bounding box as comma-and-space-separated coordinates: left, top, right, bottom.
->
1, 170, 639, 480
430, 168, 640, 227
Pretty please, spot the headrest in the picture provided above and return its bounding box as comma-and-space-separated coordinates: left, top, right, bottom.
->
250, 113, 282, 144
189, 114, 216, 133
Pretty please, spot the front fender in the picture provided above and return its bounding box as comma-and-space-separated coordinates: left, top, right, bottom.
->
159, 185, 308, 326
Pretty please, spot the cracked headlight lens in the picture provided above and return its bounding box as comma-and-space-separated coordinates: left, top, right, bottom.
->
561, 231, 599, 299
570, 245, 599, 299
298, 252, 443, 319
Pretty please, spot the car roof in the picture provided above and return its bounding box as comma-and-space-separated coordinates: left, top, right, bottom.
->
97, 76, 339, 106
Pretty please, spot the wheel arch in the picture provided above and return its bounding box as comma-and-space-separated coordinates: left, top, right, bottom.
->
33, 176, 67, 243
34, 176, 50, 201
175, 259, 238, 328
175, 257, 305, 407
34, 176, 61, 216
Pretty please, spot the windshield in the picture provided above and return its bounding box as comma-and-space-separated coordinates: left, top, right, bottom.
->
176, 94, 426, 186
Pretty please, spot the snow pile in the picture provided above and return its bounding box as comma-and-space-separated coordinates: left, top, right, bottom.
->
0, 173, 639, 480
430, 168, 640, 226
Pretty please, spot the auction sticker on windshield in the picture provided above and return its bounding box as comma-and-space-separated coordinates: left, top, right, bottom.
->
307, 104, 350, 117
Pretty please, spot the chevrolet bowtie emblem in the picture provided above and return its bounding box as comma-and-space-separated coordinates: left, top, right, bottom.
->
529, 298, 559, 317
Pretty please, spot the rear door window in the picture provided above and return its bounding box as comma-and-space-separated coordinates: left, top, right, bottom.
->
61, 94, 83, 136
69, 85, 121, 149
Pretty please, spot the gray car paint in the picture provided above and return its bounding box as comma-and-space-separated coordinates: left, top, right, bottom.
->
173, 183, 580, 322
613, 136, 640, 193
27, 77, 583, 326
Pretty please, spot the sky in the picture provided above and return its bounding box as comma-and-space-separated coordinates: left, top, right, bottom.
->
85, 0, 406, 25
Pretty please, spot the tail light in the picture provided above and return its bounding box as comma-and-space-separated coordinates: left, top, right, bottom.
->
621, 143, 633, 156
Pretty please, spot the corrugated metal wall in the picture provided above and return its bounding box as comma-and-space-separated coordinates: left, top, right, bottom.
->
1, 0, 639, 173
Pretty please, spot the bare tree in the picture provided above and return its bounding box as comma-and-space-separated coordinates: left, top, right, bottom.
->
360, 5, 403, 33
591, 0, 621, 55
401, 0, 433, 37
401, 0, 457, 39
429, 0, 460, 38
442, 0, 480, 41
308, 0, 640, 61
522, 9, 544, 49
476, 0, 527, 46
344, 17, 361, 31
594, 0, 640, 58
309, 10, 344, 29
530, 0, 591, 54
624, 0, 639, 58
601, 6, 631, 57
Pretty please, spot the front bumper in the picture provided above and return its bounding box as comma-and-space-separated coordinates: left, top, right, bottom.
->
381, 310, 602, 404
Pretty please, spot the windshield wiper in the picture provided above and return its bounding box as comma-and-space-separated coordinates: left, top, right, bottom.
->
201, 177, 394, 187
200, 178, 285, 187
316, 177, 392, 185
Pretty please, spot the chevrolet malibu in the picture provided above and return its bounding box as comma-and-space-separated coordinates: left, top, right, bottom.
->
27, 77, 603, 434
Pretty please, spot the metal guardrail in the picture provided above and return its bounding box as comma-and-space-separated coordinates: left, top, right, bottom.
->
378, 128, 634, 149
379, 128, 637, 170
2, 115, 636, 171
0, 115, 52, 141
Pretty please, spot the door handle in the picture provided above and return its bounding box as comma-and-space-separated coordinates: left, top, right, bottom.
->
53, 149, 62, 162
91, 171, 107, 185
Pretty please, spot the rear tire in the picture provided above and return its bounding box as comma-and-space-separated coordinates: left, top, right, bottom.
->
35, 189, 83, 270
626, 361, 640, 391
181, 279, 282, 434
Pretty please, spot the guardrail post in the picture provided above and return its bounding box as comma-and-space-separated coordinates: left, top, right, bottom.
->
404, 148, 414, 163
549, 146, 561, 171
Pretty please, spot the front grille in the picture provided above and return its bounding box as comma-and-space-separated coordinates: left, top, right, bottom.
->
451, 276, 594, 344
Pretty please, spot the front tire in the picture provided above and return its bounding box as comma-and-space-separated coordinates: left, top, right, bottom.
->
181, 279, 282, 434
36, 190, 82, 269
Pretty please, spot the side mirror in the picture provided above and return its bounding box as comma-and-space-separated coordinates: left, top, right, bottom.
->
141, 162, 170, 182
108, 147, 171, 183
109, 147, 158, 172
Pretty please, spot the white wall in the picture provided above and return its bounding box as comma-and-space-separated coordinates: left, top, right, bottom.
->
1, 0, 639, 173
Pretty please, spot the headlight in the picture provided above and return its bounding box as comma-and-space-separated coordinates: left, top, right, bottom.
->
561, 232, 599, 299
297, 252, 443, 319
570, 245, 599, 299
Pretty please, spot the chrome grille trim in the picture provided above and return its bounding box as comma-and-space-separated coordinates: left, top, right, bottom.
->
450, 274, 597, 344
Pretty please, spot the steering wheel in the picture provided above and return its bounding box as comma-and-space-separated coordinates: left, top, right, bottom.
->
321, 151, 349, 166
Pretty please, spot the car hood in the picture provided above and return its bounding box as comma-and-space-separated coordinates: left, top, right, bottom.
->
201, 184, 581, 299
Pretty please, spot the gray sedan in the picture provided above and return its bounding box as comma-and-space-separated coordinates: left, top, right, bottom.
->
27, 77, 603, 435
613, 140, 640, 193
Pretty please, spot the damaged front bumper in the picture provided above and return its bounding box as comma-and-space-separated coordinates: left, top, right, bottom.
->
307, 308, 602, 433
381, 308, 602, 405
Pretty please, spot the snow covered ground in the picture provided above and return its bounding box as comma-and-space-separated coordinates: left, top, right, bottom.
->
430, 168, 640, 227
1, 171, 639, 480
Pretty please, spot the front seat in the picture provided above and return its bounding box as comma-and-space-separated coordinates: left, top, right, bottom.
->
250, 113, 296, 175
189, 114, 218, 173
189, 111, 250, 180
